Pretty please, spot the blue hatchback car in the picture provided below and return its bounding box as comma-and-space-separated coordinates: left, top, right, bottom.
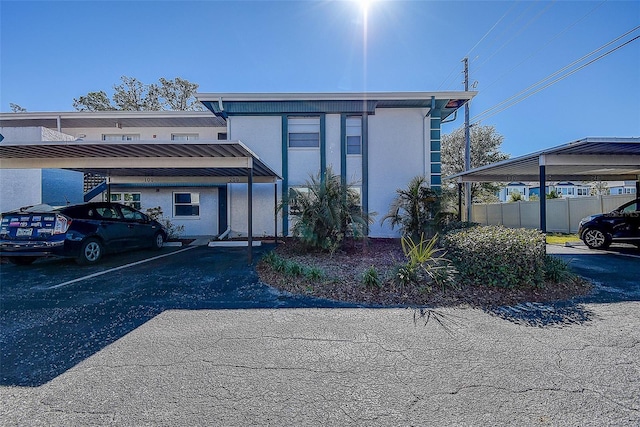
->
0, 202, 167, 265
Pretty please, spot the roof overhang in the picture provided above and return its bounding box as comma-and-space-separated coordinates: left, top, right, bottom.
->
196, 91, 476, 120
0, 140, 280, 182
446, 137, 640, 183
0, 111, 227, 129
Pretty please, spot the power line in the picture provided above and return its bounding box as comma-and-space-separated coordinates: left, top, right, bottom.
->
471, 32, 640, 124
437, 3, 516, 90
482, 0, 607, 91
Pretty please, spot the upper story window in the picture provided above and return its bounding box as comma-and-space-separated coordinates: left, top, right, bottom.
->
171, 133, 199, 141
346, 117, 362, 155
102, 134, 140, 141
218, 132, 228, 140
288, 117, 320, 148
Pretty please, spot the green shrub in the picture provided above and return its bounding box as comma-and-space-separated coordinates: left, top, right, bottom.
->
393, 264, 418, 288
361, 266, 382, 288
304, 266, 324, 281
391, 234, 457, 291
279, 168, 374, 254
442, 225, 546, 288
285, 262, 304, 277
544, 255, 574, 283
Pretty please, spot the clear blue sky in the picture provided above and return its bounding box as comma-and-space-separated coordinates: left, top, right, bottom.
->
1, 0, 638, 157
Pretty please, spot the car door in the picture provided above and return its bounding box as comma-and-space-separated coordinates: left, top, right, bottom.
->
118, 205, 154, 248
94, 205, 130, 251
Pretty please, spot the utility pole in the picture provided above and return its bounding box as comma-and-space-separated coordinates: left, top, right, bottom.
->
463, 57, 472, 221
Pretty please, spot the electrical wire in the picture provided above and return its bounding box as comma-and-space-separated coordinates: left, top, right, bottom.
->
482, 0, 607, 92
471, 32, 640, 124
437, 2, 517, 90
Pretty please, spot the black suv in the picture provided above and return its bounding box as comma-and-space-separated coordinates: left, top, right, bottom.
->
0, 202, 167, 265
578, 198, 640, 249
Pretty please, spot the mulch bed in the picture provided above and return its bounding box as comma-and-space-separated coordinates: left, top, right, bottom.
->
256, 238, 593, 308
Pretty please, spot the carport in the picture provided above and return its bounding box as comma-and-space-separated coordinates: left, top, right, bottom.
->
446, 137, 640, 232
0, 139, 281, 263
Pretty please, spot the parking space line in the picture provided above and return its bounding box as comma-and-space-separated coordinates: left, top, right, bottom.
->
47, 246, 198, 290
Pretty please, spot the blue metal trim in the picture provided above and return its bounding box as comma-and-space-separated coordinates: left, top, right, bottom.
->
84, 181, 107, 201
281, 115, 289, 236
430, 104, 442, 191
320, 114, 326, 181
361, 113, 369, 234
340, 114, 347, 187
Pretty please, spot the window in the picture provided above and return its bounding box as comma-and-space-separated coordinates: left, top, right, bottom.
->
288, 187, 309, 215
110, 192, 141, 210
102, 134, 140, 141
578, 188, 589, 196
288, 117, 320, 148
171, 133, 199, 141
218, 132, 228, 140
174, 192, 200, 217
346, 117, 362, 155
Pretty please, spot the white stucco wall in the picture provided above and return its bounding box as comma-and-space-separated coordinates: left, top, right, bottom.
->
0, 169, 42, 212
64, 126, 226, 141
367, 108, 428, 237
226, 116, 283, 174
116, 187, 219, 237
228, 183, 279, 238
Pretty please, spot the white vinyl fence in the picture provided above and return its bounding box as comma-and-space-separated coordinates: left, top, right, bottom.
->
471, 194, 636, 234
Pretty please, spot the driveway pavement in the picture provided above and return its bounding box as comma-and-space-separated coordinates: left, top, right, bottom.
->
1, 244, 638, 426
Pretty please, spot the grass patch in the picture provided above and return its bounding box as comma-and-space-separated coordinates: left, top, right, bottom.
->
546, 233, 581, 245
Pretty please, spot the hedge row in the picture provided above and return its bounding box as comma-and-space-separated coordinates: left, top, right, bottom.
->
442, 225, 546, 288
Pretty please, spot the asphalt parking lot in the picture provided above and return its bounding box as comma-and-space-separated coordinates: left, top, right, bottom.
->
0, 244, 355, 387
1, 242, 639, 425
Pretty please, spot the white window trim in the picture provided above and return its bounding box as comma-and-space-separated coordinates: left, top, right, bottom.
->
173, 192, 201, 219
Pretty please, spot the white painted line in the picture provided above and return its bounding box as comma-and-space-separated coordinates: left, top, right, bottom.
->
47, 246, 198, 290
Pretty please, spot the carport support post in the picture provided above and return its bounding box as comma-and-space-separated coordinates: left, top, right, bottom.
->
274, 182, 278, 247
539, 155, 547, 233
457, 182, 463, 221
248, 165, 253, 265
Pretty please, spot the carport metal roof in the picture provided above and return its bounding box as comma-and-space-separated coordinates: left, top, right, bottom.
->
0, 140, 280, 182
445, 137, 640, 232
0, 140, 281, 264
447, 137, 640, 183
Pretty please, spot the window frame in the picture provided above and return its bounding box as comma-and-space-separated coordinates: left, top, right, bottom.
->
173, 192, 200, 218
102, 134, 140, 141
346, 116, 362, 155
288, 117, 320, 149
110, 192, 141, 210
171, 133, 199, 141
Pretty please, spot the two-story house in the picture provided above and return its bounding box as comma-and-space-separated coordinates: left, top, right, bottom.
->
0, 91, 474, 237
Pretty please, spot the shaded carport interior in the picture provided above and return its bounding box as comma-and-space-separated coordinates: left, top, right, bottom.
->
445, 137, 640, 232
0, 139, 281, 263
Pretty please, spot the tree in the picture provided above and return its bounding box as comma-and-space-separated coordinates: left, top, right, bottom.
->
9, 103, 27, 112
72, 76, 203, 111
381, 176, 440, 240
279, 168, 373, 253
72, 91, 116, 111
441, 125, 510, 209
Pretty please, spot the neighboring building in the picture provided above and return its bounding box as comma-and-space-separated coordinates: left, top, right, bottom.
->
0, 91, 474, 237
499, 182, 530, 201
500, 181, 605, 202
609, 180, 637, 196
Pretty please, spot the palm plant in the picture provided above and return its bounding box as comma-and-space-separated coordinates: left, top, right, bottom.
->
381, 176, 440, 239
280, 168, 374, 253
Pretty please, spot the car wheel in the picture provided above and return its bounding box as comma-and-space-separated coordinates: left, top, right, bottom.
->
8, 257, 37, 266
152, 232, 164, 250
582, 228, 611, 249
77, 238, 103, 265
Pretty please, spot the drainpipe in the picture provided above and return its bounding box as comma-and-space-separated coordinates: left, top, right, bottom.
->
56, 115, 62, 133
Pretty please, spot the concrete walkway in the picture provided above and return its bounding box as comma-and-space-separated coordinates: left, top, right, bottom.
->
2, 304, 639, 426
